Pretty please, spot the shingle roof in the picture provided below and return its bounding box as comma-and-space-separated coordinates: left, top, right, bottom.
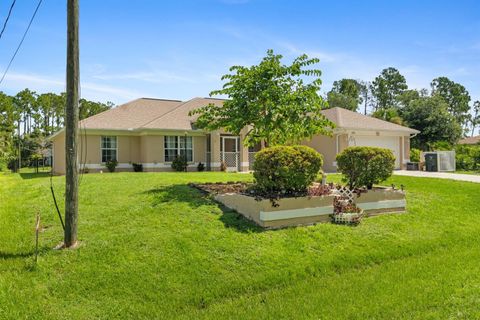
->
458, 135, 480, 145
78, 98, 419, 134
320, 107, 420, 134
79, 98, 182, 130
141, 97, 224, 130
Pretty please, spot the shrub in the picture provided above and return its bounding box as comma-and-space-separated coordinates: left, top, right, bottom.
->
336, 146, 395, 189
455, 145, 480, 171
220, 161, 227, 172
105, 160, 118, 173
171, 155, 187, 172
0, 158, 6, 172
197, 162, 205, 172
410, 148, 421, 163
253, 145, 323, 194
132, 163, 143, 172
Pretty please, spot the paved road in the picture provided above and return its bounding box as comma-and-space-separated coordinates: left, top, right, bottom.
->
394, 170, 480, 184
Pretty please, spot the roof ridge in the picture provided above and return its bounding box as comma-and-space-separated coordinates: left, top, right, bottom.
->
139, 97, 201, 128
140, 97, 183, 102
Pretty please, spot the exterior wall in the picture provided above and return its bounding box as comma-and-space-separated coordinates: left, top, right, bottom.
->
51, 128, 415, 175
193, 136, 207, 163
52, 131, 66, 174
337, 134, 349, 152
302, 134, 338, 173
52, 132, 208, 174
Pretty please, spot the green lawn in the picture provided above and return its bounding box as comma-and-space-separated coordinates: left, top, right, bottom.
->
454, 170, 480, 175
1, 171, 479, 319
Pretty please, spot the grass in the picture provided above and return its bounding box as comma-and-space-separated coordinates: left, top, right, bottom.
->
1, 170, 480, 319
454, 170, 480, 175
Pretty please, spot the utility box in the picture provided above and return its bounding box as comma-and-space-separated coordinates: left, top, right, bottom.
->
422, 151, 456, 172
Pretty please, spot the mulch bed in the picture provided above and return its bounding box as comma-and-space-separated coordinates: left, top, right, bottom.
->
190, 182, 252, 195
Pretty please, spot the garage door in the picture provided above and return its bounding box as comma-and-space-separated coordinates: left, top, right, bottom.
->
351, 136, 401, 169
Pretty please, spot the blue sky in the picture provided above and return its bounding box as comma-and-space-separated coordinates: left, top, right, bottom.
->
0, 0, 479, 114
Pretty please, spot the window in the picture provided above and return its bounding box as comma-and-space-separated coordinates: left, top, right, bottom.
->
164, 136, 193, 162
101, 136, 117, 163
164, 136, 178, 162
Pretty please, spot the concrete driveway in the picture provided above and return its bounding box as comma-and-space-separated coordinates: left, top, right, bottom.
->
394, 170, 480, 183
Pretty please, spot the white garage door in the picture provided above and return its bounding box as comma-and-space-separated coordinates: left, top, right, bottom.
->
351, 136, 401, 169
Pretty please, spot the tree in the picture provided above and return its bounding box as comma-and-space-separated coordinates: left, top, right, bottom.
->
372, 107, 403, 125
358, 80, 372, 115
14, 89, 37, 135
327, 78, 362, 111
370, 67, 408, 112
471, 101, 480, 137
401, 95, 462, 150
79, 99, 112, 120
190, 50, 335, 146
431, 77, 471, 128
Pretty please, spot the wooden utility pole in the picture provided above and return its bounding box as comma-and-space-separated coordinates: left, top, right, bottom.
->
64, 0, 79, 248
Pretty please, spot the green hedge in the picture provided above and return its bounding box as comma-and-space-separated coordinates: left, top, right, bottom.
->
336, 146, 395, 189
253, 145, 323, 194
410, 148, 421, 163
455, 145, 480, 171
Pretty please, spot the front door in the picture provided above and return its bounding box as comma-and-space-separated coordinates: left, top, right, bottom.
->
221, 136, 239, 171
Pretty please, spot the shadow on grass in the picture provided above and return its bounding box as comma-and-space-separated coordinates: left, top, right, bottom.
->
0, 247, 50, 260
19, 172, 51, 180
143, 184, 263, 233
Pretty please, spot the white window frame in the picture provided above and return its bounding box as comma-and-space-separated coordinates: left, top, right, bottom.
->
101, 136, 118, 163
164, 135, 194, 163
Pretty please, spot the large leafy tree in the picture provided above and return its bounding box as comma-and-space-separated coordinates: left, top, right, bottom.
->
327, 78, 362, 111
401, 95, 462, 150
431, 77, 471, 127
190, 50, 334, 146
370, 67, 408, 112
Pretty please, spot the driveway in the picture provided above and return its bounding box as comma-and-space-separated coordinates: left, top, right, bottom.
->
394, 170, 480, 183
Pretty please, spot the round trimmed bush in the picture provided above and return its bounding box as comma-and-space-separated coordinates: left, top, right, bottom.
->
253, 145, 323, 194
336, 146, 395, 189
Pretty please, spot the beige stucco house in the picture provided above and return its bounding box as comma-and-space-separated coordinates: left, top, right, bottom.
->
50, 97, 419, 174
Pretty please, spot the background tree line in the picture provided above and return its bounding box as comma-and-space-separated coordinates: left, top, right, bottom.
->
326, 68, 480, 150
0, 88, 113, 170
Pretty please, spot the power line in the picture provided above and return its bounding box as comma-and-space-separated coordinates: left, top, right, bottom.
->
0, 0, 43, 86
0, 0, 16, 40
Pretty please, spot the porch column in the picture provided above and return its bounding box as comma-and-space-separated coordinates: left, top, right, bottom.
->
239, 131, 249, 172
210, 132, 221, 171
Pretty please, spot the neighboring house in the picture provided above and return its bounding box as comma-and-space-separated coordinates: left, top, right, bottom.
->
458, 135, 480, 145
50, 97, 419, 174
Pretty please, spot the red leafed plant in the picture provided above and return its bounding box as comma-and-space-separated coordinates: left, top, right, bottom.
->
307, 183, 334, 197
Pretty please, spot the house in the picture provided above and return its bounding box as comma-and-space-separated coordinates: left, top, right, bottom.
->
50, 97, 420, 174
458, 135, 480, 145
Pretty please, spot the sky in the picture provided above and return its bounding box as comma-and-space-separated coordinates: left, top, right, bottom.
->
0, 0, 479, 123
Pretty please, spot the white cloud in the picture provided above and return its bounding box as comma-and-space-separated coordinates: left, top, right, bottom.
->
0, 72, 146, 103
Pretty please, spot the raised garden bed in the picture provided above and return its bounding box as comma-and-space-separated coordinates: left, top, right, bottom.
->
192, 182, 407, 229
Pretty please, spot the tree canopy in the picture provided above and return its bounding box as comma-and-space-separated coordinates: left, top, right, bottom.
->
190, 50, 334, 146
431, 77, 471, 127
370, 67, 408, 111
401, 95, 462, 150
327, 78, 362, 111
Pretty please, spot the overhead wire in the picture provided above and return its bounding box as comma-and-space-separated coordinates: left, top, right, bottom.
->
0, 0, 16, 41
0, 0, 43, 86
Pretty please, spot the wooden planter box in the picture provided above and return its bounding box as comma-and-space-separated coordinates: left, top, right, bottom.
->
214, 187, 406, 229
